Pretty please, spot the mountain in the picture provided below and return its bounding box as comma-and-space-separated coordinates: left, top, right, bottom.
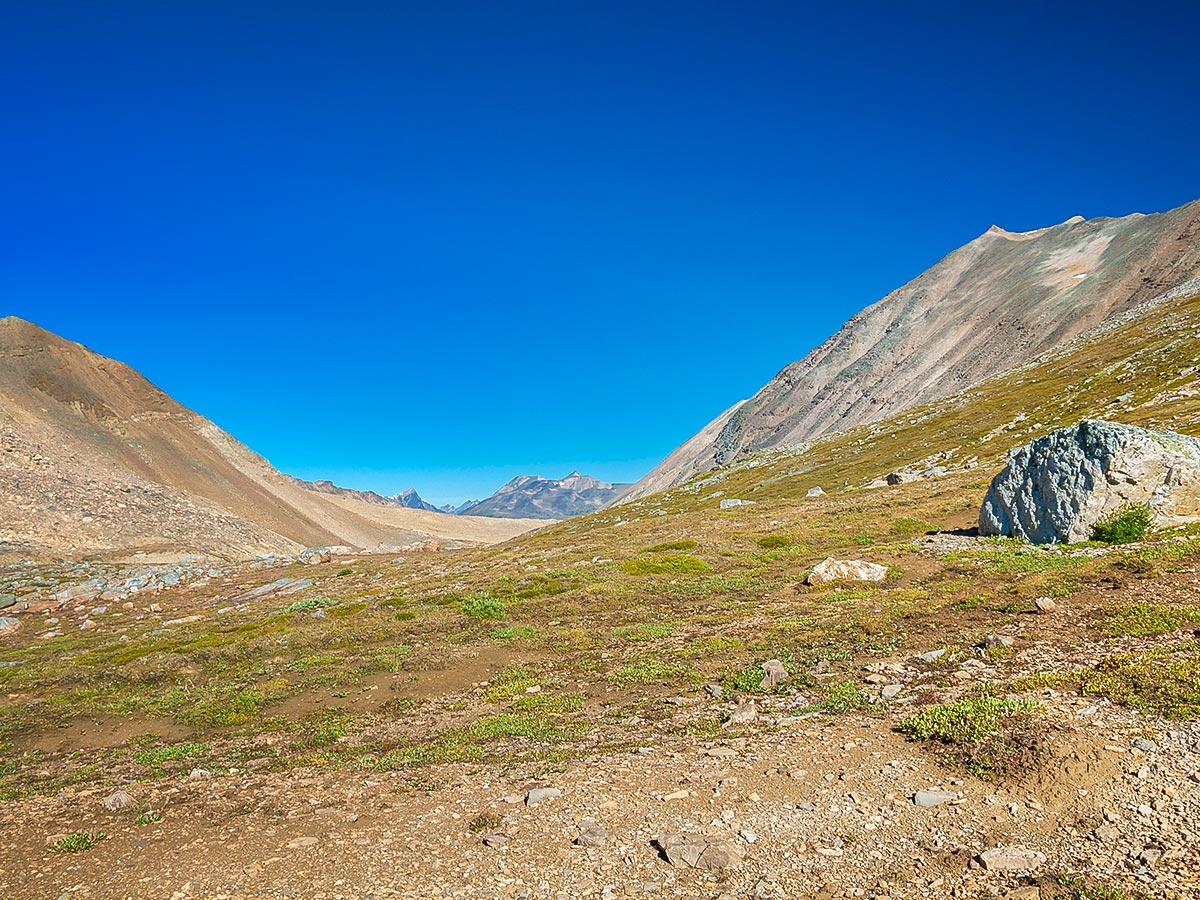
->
0, 318, 548, 559
392, 488, 442, 513
296, 478, 398, 507
456, 472, 630, 519
622, 198, 1200, 501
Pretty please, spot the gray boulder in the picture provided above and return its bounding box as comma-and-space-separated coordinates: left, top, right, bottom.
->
979, 420, 1200, 544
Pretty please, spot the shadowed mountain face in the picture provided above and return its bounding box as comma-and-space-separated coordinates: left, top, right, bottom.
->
0, 318, 547, 559
622, 198, 1200, 502
457, 472, 630, 519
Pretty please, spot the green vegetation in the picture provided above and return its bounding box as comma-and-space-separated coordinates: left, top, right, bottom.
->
1102, 603, 1200, 636
134, 811, 162, 825
481, 667, 540, 702
461, 593, 507, 620
284, 596, 337, 614
621, 554, 710, 575
134, 741, 209, 771
756, 534, 793, 550
491, 625, 538, 641
804, 681, 873, 714
607, 657, 686, 687
611, 623, 674, 641
335, 567, 354, 577
899, 697, 1037, 744
1091, 503, 1152, 544
50, 830, 105, 853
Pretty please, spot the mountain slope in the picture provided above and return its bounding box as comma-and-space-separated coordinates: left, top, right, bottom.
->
0, 318, 546, 559
622, 198, 1200, 501
457, 472, 629, 519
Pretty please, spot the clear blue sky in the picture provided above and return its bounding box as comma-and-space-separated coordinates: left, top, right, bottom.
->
4, 2, 1198, 505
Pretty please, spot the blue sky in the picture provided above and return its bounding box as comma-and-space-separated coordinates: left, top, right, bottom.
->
4, 2, 1199, 505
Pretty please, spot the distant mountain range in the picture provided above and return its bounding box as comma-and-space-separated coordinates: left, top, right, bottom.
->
455, 472, 630, 519
294, 473, 626, 521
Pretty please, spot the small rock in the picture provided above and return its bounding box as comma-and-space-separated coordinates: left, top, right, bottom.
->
719, 499, 755, 510
917, 648, 947, 663
727, 701, 758, 725
525, 787, 562, 807
189, 768, 212, 779
704, 684, 724, 699
807, 558, 887, 585
978, 846, 1047, 872
1132, 737, 1157, 752
575, 825, 607, 848
654, 833, 744, 871
482, 832, 509, 848
805, 487, 825, 498
1093, 825, 1120, 843
0, 616, 22, 638
1034, 597, 1057, 613
287, 836, 319, 849
913, 790, 957, 808
759, 659, 788, 690
881, 683, 904, 699
101, 790, 136, 811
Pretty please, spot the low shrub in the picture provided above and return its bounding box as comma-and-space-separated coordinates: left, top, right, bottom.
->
1091, 503, 1151, 544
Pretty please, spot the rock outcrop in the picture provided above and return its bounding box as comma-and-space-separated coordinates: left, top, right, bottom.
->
979, 420, 1200, 543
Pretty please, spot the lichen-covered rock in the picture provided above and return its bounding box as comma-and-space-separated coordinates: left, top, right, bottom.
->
979, 420, 1200, 544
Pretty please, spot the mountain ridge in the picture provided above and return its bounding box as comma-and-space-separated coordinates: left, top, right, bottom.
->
0, 318, 547, 559
621, 198, 1200, 502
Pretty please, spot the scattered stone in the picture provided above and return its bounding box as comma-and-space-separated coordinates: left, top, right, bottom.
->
806, 558, 888, 585
881, 683, 904, 699
704, 683, 724, 699
654, 833, 744, 871
719, 499, 755, 510
0, 616, 22, 638
705, 747, 737, 759
1093, 825, 1120, 842
298, 547, 333, 566
287, 836, 319, 849
979, 420, 1200, 543
917, 648, 946, 663
978, 846, 1047, 872
0, 593, 16, 610
913, 790, 957, 808
525, 787, 562, 807
805, 487, 825, 497
759, 659, 788, 690
189, 768, 212, 779
575, 825, 607, 848
1132, 737, 1158, 752
982, 634, 1014, 648
886, 472, 920, 485
101, 790, 136, 811
481, 832, 509, 849
1034, 597, 1057, 613
728, 701, 758, 725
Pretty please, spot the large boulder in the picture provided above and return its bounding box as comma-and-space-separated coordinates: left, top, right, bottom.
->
979, 420, 1200, 544
807, 558, 888, 585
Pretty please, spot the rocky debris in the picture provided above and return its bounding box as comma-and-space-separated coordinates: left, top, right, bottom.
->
979, 420, 1200, 543
298, 547, 332, 566
653, 833, 744, 871
524, 787, 562, 807
719, 499, 755, 510
759, 659, 788, 689
978, 846, 1047, 872
807, 557, 888, 585
805, 486, 826, 497
101, 790, 136, 811
574, 824, 607, 848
